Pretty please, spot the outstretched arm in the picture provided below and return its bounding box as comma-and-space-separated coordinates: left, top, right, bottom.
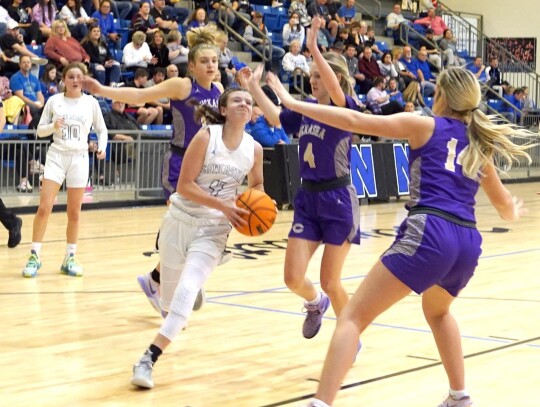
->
237, 65, 281, 127
480, 162, 526, 221
83, 76, 192, 105
307, 16, 346, 107
267, 73, 434, 144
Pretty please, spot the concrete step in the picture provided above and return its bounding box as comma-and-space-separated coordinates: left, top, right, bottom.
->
231, 51, 252, 64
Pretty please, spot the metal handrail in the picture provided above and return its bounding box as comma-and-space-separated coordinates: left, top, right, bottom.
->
290, 68, 310, 99
218, 0, 271, 67
354, 0, 381, 21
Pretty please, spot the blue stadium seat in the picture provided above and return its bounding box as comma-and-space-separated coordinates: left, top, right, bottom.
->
113, 18, 121, 30
487, 99, 503, 112
269, 32, 283, 47
424, 97, 434, 109
277, 14, 290, 30
275, 7, 288, 17
358, 94, 367, 103
27, 44, 45, 57
265, 14, 280, 32
375, 41, 389, 52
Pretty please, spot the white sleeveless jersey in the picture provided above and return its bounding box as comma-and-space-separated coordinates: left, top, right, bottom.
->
170, 124, 255, 221
37, 93, 108, 154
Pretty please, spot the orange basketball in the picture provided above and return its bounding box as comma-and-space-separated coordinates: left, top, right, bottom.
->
235, 189, 277, 236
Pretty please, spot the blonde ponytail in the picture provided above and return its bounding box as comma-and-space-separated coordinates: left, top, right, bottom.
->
436, 67, 536, 179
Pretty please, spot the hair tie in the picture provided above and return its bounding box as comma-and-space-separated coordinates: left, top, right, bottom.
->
471, 107, 479, 112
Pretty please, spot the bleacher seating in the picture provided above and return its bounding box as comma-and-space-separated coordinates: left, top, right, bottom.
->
424, 97, 434, 109
265, 14, 280, 32
487, 99, 503, 112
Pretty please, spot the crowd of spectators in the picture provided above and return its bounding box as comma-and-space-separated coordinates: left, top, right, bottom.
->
1, 0, 537, 192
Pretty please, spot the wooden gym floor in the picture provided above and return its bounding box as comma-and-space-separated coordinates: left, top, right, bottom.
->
1, 182, 539, 406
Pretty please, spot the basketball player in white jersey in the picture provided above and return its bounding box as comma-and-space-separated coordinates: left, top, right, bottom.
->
22, 62, 108, 278
130, 88, 264, 389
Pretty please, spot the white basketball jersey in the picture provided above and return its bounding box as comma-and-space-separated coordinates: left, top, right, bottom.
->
170, 124, 255, 220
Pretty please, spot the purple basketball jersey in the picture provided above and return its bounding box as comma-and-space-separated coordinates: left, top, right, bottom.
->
280, 95, 357, 182
406, 117, 479, 222
169, 80, 221, 148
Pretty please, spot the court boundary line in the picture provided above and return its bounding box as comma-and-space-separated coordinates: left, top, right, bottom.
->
258, 335, 540, 407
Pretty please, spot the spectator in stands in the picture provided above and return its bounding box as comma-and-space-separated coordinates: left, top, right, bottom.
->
0, 103, 22, 247
6, 0, 42, 45
358, 45, 381, 93
125, 67, 163, 124
330, 41, 345, 57
217, 31, 235, 88
377, 51, 398, 82
91, 0, 120, 47
365, 26, 383, 58
503, 87, 524, 123
439, 28, 465, 67
145, 66, 171, 123
32, 0, 57, 40
150, 0, 178, 34
289, 0, 311, 28
307, 0, 338, 46
366, 76, 403, 115
249, 110, 290, 147
387, 77, 403, 105
338, 0, 356, 27
236, 0, 254, 21
404, 100, 416, 113
9, 54, 44, 119
282, 38, 311, 94
385, 3, 407, 39
346, 21, 368, 56
414, 7, 446, 39
521, 86, 537, 111
399, 45, 418, 79
327, 0, 344, 29
402, 80, 431, 116
81, 24, 121, 86
418, 28, 441, 70
485, 57, 502, 97
44, 20, 90, 68
208, 0, 235, 29
166, 63, 178, 78
282, 12, 305, 53
149, 29, 170, 72
131, 1, 158, 40
0, 20, 47, 77
186, 8, 208, 30
343, 43, 365, 92
40, 63, 62, 101
166, 28, 188, 77
104, 99, 138, 169
336, 27, 349, 46
243, 11, 285, 73
59, 0, 94, 41
123, 30, 154, 72
391, 46, 411, 90
415, 49, 436, 96
467, 56, 487, 83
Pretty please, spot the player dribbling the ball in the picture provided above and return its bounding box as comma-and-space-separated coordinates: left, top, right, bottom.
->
130, 88, 264, 389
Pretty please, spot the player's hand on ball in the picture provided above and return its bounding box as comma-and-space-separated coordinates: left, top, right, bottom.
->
221, 196, 249, 229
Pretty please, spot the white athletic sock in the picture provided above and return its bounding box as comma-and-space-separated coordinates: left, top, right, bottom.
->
31, 242, 42, 256
309, 399, 331, 407
66, 244, 77, 256
449, 389, 469, 400
306, 291, 322, 305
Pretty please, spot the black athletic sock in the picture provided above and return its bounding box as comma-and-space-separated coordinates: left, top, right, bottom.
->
151, 268, 160, 284
148, 344, 163, 363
